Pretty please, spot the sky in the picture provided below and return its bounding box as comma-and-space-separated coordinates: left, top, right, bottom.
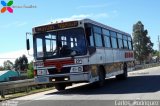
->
0, 0, 160, 65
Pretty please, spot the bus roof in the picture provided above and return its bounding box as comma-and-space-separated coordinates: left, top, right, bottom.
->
82, 18, 131, 36
33, 18, 130, 36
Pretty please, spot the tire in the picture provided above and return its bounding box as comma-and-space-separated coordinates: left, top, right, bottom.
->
116, 63, 128, 80
96, 67, 105, 87
55, 83, 66, 91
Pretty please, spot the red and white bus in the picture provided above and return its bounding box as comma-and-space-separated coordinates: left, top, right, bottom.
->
26, 19, 134, 90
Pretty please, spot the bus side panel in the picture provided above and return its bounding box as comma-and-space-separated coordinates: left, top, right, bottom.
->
104, 48, 113, 63
88, 48, 105, 64
87, 48, 105, 82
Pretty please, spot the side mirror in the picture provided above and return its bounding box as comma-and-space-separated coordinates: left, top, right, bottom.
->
88, 46, 96, 55
26, 39, 30, 50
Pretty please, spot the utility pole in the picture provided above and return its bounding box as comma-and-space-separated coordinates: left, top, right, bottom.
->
158, 35, 160, 61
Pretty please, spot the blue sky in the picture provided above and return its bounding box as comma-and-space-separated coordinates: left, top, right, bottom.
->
0, 0, 160, 64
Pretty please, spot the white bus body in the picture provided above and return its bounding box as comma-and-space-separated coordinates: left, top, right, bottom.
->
29, 19, 134, 90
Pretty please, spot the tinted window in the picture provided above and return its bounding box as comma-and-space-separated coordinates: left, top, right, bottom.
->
128, 37, 132, 41
104, 36, 111, 48
93, 26, 101, 33
123, 40, 128, 49
95, 33, 103, 47
61, 36, 67, 45
89, 35, 94, 46
85, 24, 95, 46
123, 35, 128, 40
117, 33, 123, 49
102, 29, 110, 36
117, 33, 123, 39
70, 37, 77, 47
110, 31, 117, 38
37, 38, 43, 57
128, 41, 132, 50
88, 28, 94, 46
111, 37, 117, 48
46, 38, 56, 52
118, 39, 123, 49
102, 29, 111, 48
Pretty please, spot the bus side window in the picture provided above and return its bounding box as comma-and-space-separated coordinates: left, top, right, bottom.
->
117, 33, 123, 49
123, 35, 128, 49
110, 31, 118, 49
94, 33, 103, 47
128, 36, 133, 50
93, 26, 103, 47
85, 27, 94, 46
102, 29, 111, 48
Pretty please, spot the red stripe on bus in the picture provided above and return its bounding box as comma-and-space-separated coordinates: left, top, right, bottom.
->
44, 59, 74, 67
125, 52, 134, 58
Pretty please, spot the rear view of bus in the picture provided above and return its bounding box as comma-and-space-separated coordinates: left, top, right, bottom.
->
26, 19, 134, 91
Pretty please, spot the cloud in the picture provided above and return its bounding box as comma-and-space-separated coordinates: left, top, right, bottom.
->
0, 49, 33, 66
49, 13, 109, 23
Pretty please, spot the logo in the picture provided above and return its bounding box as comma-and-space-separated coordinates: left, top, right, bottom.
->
1, 0, 13, 13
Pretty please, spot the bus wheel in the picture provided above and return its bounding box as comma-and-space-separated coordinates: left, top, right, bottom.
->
55, 83, 66, 91
97, 67, 105, 87
116, 63, 128, 80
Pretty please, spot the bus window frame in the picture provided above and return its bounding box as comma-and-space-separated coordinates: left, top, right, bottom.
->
102, 28, 111, 48
93, 25, 104, 47
123, 35, 129, 49
84, 23, 132, 51
127, 36, 133, 50
117, 33, 124, 49
110, 31, 118, 49
84, 23, 96, 47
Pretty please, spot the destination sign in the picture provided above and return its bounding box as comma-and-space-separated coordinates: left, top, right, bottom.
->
34, 21, 78, 33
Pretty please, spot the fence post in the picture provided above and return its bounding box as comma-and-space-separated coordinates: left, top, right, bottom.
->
25, 86, 29, 93
1, 90, 5, 98
13, 88, 15, 94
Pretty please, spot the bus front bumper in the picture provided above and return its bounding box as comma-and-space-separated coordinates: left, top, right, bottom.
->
34, 72, 90, 84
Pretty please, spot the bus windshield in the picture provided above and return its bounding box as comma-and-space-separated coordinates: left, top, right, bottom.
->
33, 28, 87, 59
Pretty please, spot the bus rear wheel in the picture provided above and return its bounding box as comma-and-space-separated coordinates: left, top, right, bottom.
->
55, 83, 66, 91
116, 63, 128, 80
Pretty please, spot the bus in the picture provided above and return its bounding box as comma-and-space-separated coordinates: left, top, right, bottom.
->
26, 19, 134, 91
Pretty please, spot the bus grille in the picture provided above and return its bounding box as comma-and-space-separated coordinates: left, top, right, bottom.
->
48, 67, 71, 74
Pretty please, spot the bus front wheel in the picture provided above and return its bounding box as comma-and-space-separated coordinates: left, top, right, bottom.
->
97, 67, 106, 87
